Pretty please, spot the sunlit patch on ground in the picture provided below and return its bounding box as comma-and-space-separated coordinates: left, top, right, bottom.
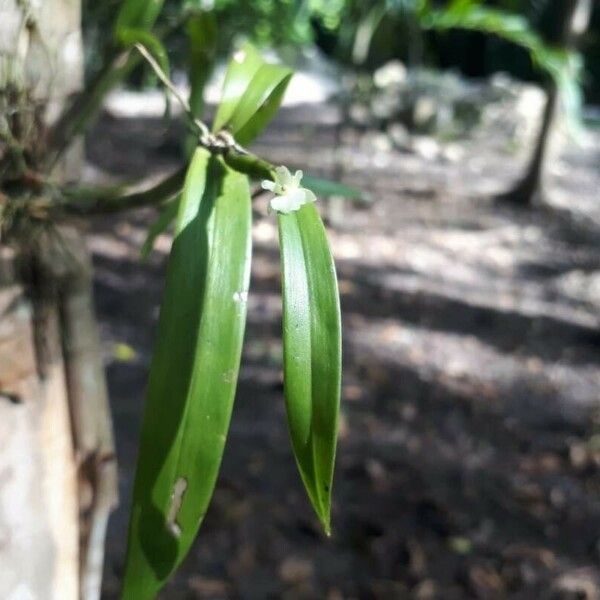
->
89, 101, 600, 599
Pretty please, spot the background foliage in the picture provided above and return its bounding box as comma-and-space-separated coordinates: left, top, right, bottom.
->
83, 0, 600, 101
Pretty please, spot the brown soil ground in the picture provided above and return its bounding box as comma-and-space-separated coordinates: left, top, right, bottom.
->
91, 103, 600, 599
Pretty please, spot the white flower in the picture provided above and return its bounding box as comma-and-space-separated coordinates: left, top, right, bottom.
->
261, 166, 316, 214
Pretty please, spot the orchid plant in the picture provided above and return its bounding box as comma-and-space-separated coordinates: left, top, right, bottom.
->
100, 3, 353, 599
4, 0, 359, 595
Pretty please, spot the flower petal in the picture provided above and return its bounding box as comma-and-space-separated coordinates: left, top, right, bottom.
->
261, 180, 277, 192
275, 165, 293, 188
287, 189, 308, 210
270, 194, 294, 214
300, 187, 317, 204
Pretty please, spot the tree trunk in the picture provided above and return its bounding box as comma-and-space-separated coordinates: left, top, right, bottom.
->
0, 246, 79, 599
0, 2, 117, 599
498, 0, 592, 207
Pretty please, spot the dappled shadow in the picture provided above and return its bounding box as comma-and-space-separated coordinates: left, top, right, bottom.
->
247, 240, 600, 367
342, 263, 600, 365
90, 107, 600, 599
95, 226, 600, 599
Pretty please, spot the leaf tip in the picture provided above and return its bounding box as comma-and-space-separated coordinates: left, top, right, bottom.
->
317, 503, 332, 537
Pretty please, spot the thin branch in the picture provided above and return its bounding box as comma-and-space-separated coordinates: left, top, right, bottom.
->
133, 44, 190, 116
48, 14, 191, 164
133, 44, 249, 155
134, 43, 211, 142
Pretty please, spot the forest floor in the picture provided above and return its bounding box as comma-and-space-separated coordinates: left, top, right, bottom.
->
90, 101, 600, 599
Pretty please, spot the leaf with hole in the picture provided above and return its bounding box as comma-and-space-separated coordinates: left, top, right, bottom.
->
122, 148, 252, 599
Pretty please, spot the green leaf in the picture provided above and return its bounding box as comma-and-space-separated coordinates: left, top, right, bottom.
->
61, 166, 186, 215
122, 148, 252, 599
212, 43, 264, 132
114, 0, 164, 36
419, 3, 573, 85
230, 64, 293, 146
277, 203, 341, 535
213, 43, 292, 145
140, 197, 179, 259
302, 175, 368, 203
222, 152, 275, 181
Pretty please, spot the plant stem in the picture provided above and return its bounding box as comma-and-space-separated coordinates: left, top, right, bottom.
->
55, 150, 275, 216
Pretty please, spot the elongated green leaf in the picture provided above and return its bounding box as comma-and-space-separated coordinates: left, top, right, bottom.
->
212, 43, 264, 132
213, 44, 292, 145
230, 64, 293, 146
61, 166, 186, 215
302, 175, 367, 203
277, 203, 341, 534
140, 197, 179, 259
122, 148, 252, 599
420, 4, 572, 83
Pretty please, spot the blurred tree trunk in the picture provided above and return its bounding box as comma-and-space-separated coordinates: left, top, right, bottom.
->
0, 2, 117, 599
499, 0, 592, 206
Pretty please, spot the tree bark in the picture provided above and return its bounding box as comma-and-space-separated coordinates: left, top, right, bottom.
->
0, 246, 79, 600
0, 2, 117, 599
